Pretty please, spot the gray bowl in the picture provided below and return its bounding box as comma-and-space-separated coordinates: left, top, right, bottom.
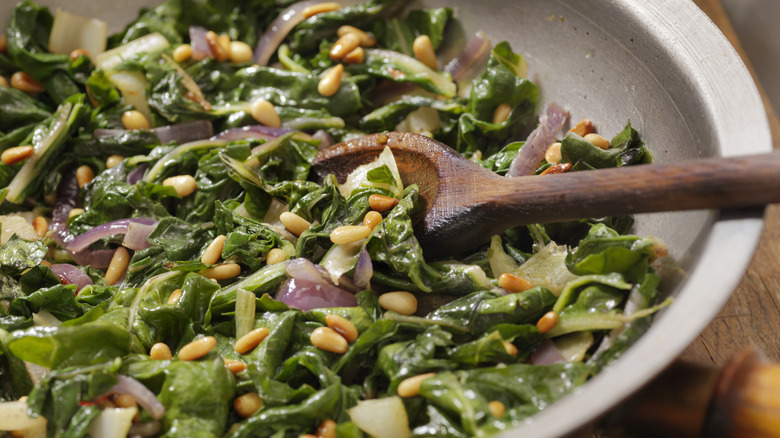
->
1, 0, 769, 435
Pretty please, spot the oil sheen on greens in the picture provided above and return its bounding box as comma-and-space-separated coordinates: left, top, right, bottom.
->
0, 0, 663, 437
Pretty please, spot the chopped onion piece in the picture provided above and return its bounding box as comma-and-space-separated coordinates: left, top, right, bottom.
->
126, 164, 148, 185
353, 248, 373, 290
312, 129, 334, 149
108, 375, 165, 420
275, 278, 357, 311
122, 221, 156, 251
444, 31, 492, 83
506, 102, 568, 177
253, 0, 321, 66
286, 258, 357, 292
66, 218, 158, 253
50, 263, 93, 291
71, 249, 115, 269
189, 25, 212, 61
48, 10, 107, 57
530, 338, 566, 365
95, 120, 214, 145
214, 125, 295, 142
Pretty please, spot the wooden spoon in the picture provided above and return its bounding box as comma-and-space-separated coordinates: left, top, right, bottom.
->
312, 131, 780, 257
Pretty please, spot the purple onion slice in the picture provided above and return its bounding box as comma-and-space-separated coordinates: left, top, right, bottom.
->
214, 125, 295, 142
275, 278, 358, 311
66, 218, 158, 253
50, 264, 93, 291
506, 102, 568, 177
253, 0, 321, 66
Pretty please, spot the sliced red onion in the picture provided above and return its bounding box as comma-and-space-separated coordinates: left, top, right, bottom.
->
444, 31, 492, 83
312, 129, 334, 149
122, 221, 156, 251
285, 258, 357, 293
506, 102, 569, 177
66, 218, 158, 253
95, 121, 214, 145
214, 125, 295, 142
275, 278, 358, 311
253, 0, 321, 66
530, 338, 566, 365
108, 375, 165, 420
353, 248, 373, 290
128, 421, 161, 437
50, 264, 93, 291
71, 249, 115, 269
189, 25, 212, 61
126, 163, 148, 185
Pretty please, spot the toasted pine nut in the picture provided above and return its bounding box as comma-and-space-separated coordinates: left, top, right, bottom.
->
545, 142, 562, 165
68, 208, 84, 219
568, 118, 594, 137
69, 48, 90, 61
310, 326, 348, 353
76, 165, 94, 188
337, 25, 376, 47
413, 35, 437, 70
330, 32, 361, 60
200, 263, 241, 281
316, 419, 337, 438
205, 31, 230, 61
234, 392, 263, 418
540, 162, 572, 175
113, 394, 137, 409
39, 260, 51, 267
325, 314, 358, 342
33, 216, 48, 238
498, 273, 533, 293
173, 44, 193, 62
266, 248, 287, 265
368, 194, 398, 212
121, 110, 150, 130
318, 64, 343, 97
167, 288, 182, 305
503, 341, 519, 356
492, 103, 512, 125
249, 99, 282, 128
105, 154, 124, 169
10, 72, 44, 93
342, 46, 364, 64
1, 145, 34, 166
584, 133, 610, 150
0, 76, 7, 87
105, 247, 130, 286
302, 2, 341, 18
488, 400, 506, 418
330, 225, 372, 245
363, 211, 382, 230
536, 311, 559, 334
201, 235, 226, 265
150, 342, 173, 360
397, 372, 436, 398
235, 327, 270, 354
280, 212, 311, 236
179, 336, 217, 361
229, 41, 253, 63
224, 358, 247, 374
378, 291, 417, 315
162, 174, 197, 197
0, 34, 6, 53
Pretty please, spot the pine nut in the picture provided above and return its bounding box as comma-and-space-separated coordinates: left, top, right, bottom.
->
162, 174, 197, 197
342, 46, 364, 64
316, 419, 337, 438
325, 314, 358, 342
235, 327, 270, 354
280, 212, 311, 236
584, 133, 610, 150
492, 103, 512, 125
249, 99, 282, 128
200, 263, 241, 280
413, 35, 437, 70
229, 41, 253, 63
10, 72, 44, 93
266, 248, 287, 265
121, 110, 151, 130
172, 44, 192, 63
106, 154, 124, 168
76, 165, 94, 188
498, 273, 533, 293
234, 392, 263, 418
488, 400, 506, 418
397, 372, 436, 398
39, 260, 51, 267
568, 118, 593, 137
362, 211, 382, 230
545, 142, 562, 165
330, 32, 361, 60
337, 25, 376, 47
105, 246, 130, 286
113, 394, 137, 409
302, 2, 341, 18
310, 326, 348, 354
201, 235, 226, 265
318, 64, 343, 97
0, 76, 7, 87
167, 288, 182, 305
179, 336, 217, 361
540, 162, 572, 175
1, 145, 34, 166
536, 311, 559, 334
224, 358, 247, 374
503, 341, 518, 356
205, 31, 230, 61
150, 342, 173, 360
68, 208, 84, 219
378, 291, 417, 315
329, 225, 372, 245
33, 216, 48, 238
0, 34, 6, 53
69, 48, 90, 61
368, 194, 398, 212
